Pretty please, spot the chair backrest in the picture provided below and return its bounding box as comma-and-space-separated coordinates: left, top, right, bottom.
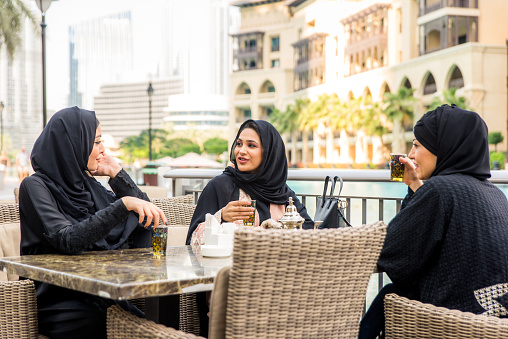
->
139, 185, 168, 199
0, 203, 19, 223
0, 204, 21, 280
384, 293, 508, 339
0, 222, 21, 281
151, 199, 196, 226
150, 195, 194, 205
209, 221, 387, 339
13, 187, 19, 204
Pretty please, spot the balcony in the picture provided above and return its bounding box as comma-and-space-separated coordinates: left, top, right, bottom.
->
419, 0, 478, 16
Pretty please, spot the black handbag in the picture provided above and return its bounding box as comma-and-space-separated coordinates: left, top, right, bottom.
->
314, 176, 352, 228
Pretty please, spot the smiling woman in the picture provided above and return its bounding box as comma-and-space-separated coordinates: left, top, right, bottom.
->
233, 121, 264, 173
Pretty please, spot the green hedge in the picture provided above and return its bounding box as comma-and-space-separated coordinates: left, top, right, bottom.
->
489, 151, 505, 170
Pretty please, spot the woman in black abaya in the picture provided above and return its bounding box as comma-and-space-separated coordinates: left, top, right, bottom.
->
186, 119, 313, 246
19, 107, 167, 339
185, 119, 313, 337
359, 105, 508, 338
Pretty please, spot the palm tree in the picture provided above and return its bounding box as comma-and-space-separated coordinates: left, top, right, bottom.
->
428, 87, 469, 110
382, 88, 416, 153
270, 97, 309, 166
0, 0, 38, 60
300, 93, 340, 165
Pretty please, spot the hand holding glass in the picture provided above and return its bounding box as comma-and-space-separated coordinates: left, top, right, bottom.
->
390, 154, 407, 182
243, 200, 256, 226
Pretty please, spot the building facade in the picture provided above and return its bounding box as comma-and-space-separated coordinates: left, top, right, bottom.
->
93, 78, 183, 143
229, 0, 508, 166
68, 11, 134, 110
0, 9, 42, 153
164, 93, 229, 133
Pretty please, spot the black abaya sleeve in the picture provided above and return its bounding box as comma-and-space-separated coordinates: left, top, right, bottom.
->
20, 175, 132, 255
108, 169, 149, 201
377, 181, 447, 286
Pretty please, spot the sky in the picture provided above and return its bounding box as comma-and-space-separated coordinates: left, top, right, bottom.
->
29, 0, 166, 111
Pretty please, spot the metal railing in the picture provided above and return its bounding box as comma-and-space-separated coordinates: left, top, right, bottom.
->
162, 168, 508, 304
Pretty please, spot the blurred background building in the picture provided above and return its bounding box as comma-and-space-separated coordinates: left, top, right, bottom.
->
93, 78, 184, 142
0, 5, 42, 152
0, 0, 507, 168
229, 0, 508, 166
68, 11, 134, 109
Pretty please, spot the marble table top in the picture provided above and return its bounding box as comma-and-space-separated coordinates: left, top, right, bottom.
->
0, 246, 231, 300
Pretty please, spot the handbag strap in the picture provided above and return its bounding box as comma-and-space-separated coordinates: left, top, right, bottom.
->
320, 176, 332, 207
330, 176, 344, 198
333, 175, 352, 227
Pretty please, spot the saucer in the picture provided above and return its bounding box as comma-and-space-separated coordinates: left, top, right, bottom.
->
201, 245, 232, 258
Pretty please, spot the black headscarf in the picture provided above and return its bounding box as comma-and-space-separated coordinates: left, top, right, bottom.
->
414, 104, 491, 180
223, 119, 292, 205
30, 106, 140, 250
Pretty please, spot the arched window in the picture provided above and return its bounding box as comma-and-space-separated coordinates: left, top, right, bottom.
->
380, 82, 391, 99
259, 80, 275, 93
423, 73, 437, 95
448, 66, 464, 89
401, 77, 412, 89
236, 82, 251, 95
363, 87, 372, 99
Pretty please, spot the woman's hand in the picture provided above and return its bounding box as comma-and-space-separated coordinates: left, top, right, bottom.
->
91, 154, 122, 178
399, 156, 423, 192
221, 200, 254, 222
121, 196, 167, 228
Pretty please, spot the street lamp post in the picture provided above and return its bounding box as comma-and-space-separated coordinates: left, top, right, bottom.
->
147, 82, 154, 161
35, 0, 53, 129
0, 101, 4, 151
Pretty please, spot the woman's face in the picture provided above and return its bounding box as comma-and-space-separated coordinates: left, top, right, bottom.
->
234, 128, 263, 173
408, 138, 437, 180
87, 125, 105, 171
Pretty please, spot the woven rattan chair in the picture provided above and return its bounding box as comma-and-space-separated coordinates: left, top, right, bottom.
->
0, 203, 19, 223
14, 187, 20, 204
108, 304, 203, 339
108, 221, 387, 339
0, 279, 49, 339
151, 195, 194, 205
384, 293, 508, 339
151, 199, 196, 227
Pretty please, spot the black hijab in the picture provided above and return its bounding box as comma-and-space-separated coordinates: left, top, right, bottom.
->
223, 119, 292, 205
30, 106, 140, 250
413, 104, 491, 180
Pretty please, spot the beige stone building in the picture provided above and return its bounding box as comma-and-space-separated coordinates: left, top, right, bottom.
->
229, 0, 508, 166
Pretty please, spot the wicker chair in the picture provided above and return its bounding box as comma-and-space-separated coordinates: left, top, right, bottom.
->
0, 279, 49, 339
0, 203, 19, 223
108, 304, 203, 339
108, 221, 387, 339
384, 293, 508, 339
151, 199, 196, 227
14, 187, 20, 204
151, 195, 194, 205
